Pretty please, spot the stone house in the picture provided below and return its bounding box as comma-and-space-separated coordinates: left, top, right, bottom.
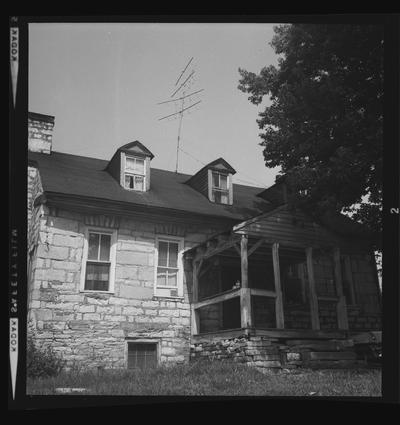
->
27, 112, 382, 371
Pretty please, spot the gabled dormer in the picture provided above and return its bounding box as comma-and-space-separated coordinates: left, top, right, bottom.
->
185, 158, 236, 205
106, 141, 154, 192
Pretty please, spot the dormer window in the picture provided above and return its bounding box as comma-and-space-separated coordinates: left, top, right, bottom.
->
212, 171, 229, 204
105, 140, 154, 192
185, 157, 236, 206
124, 156, 145, 191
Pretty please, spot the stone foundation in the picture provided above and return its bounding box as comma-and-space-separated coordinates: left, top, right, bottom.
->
190, 334, 372, 370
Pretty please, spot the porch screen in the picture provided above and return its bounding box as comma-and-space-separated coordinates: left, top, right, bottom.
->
127, 342, 157, 370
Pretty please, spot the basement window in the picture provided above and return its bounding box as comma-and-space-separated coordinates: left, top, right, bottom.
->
211, 171, 229, 204
124, 155, 145, 191
127, 342, 158, 370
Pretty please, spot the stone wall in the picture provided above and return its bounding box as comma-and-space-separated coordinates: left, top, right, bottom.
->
190, 334, 364, 370
27, 205, 225, 369
28, 112, 54, 154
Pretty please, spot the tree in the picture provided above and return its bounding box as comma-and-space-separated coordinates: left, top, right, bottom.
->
238, 24, 383, 248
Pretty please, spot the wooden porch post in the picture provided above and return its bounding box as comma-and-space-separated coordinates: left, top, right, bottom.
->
343, 254, 356, 305
272, 243, 285, 329
306, 247, 320, 330
333, 247, 349, 330
191, 260, 200, 335
240, 234, 252, 328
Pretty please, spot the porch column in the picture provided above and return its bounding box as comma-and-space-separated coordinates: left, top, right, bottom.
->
240, 234, 252, 328
191, 260, 200, 335
343, 254, 356, 305
271, 243, 284, 329
333, 247, 349, 330
306, 247, 320, 330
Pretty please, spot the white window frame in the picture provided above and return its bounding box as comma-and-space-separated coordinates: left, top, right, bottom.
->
80, 226, 117, 293
123, 154, 146, 191
211, 171, 230, 204
154, 235, 184, 298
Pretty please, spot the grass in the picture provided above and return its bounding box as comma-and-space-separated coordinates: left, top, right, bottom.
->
26, 360, 382, 397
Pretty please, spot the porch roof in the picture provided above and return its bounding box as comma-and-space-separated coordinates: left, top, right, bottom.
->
183, 204, 373, 260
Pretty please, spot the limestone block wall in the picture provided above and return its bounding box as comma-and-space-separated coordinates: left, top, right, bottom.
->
28, 113, 54, 154
190, 335, 363, 369
28, 166, 43, 251
27, 206, 225, 369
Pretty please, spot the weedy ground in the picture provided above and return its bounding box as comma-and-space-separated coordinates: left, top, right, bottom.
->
27, 360, 381, 397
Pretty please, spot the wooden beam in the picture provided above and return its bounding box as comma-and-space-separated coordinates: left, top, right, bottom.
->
306, 247, 320, 330
233, 243, 241, 256
254, 328, 347, 340
250, 288, 277, 298
191, 305, 200, 335
343, 255, 356, 305
248, 238, 265, 257
333, 247, 349, 330
193, 236, 240, 262
197, 258, 204, 278
240, 234, 252, 328
191, 260, 200, 335
198, 260, 212, 279
240, 234, 248, 288
297, 263, 307, 303
192, 260, 199, 303
272, 243, 285, 329
193, 288, 241, 310
240, 288, 252, 328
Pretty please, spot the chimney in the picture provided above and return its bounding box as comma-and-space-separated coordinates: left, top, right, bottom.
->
28, 112, 55, 154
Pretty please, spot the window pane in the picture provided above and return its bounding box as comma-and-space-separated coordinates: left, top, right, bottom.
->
85, 262, 109, 291
128, 343, 157, 370
125, 174, 134, 189
213, 190, 221, 203
134, 175, 144, 191
134, 159, 144, 174
126, 157, 145, 174
157, 268, 167, 286
220, 192, 229, 204
88, 233, 100, 260
167, 270, 178, 287
212, 172, 219, 188
158, 241, 168, 266
99, 234, 111, 261
168, 242, 178, 268
220, 174, 228, 190
126, 157, 136, 171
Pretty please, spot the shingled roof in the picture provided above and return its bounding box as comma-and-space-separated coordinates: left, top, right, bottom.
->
28, 150, 273, 222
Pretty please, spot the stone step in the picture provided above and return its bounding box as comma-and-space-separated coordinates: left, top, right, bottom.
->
303, 351, 357, 361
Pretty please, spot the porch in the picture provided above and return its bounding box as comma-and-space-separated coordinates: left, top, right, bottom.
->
186, 231, 351, 338
183, 207, 381, 368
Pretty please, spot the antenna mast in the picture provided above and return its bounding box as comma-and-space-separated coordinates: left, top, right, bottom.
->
158, 57, 203, 173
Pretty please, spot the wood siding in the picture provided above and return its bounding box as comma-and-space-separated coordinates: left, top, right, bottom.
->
236, 208, 347, 249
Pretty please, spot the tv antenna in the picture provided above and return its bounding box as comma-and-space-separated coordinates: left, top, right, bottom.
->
158, 57, 204, 173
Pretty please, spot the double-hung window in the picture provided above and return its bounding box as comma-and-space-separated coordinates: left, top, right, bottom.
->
155, 237, 183, 297
81, 229, 116, 292
211, 171, 229, 204
124, 155, 145, 191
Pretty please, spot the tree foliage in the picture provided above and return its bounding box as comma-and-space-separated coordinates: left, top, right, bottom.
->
238, 24, 383, 245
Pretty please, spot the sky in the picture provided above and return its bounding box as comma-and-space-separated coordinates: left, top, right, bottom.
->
29, 22, 281, 188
